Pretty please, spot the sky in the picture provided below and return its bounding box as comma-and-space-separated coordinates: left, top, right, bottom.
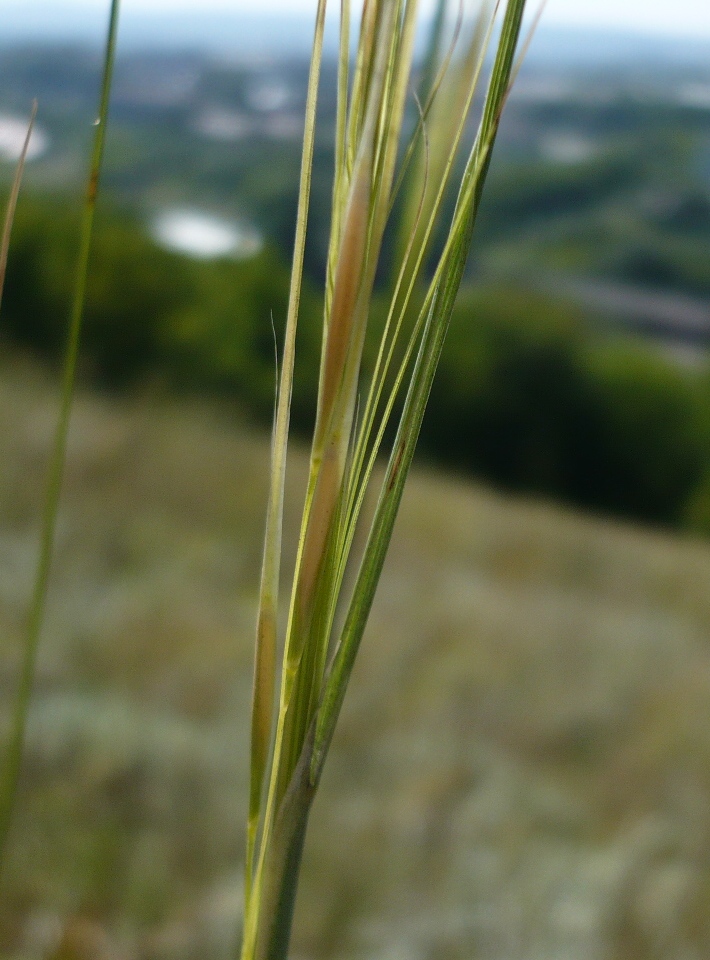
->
19, 0, 710, 40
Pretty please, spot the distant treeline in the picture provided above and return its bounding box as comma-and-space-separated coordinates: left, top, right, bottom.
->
4, 198, 710, 534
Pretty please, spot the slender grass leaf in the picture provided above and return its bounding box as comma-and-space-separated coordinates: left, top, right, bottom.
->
0, 0, 121, 872
245, 0, 329, 911
312, 0, 528, 785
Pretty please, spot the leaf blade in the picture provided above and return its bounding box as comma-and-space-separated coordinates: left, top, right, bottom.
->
0, 0, 122, 873
244, 0, 330, 912
311, 0, 529, 787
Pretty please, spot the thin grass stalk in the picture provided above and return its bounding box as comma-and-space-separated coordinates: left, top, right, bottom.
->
325, 0, 352, 322
345, 0, 381, 177
274, 0, 417, 800
418, 0, 450, 103
0, 0, 121, 873
387, 0, 465, 221
313, 0, 527, 781
241, 2, 528, 956
396, 0, 495, 285
344, 0, 500, 531
245, 0, 329, 911
0, 101, 37, 316
241, 8, 412, 956
275, 0, 421, 816
333, 13, 503, 600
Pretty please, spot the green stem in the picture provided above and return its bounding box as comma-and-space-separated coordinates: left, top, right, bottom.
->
253, 735, 317, 960
0, 0, 121, 873
245, 0, 329, 912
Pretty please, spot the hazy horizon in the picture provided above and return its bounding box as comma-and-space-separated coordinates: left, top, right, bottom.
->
2, 6, 709, 67
4, 0, 710, 46
16, 0, 710, 35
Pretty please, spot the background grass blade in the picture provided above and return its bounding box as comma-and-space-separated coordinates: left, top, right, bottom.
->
0, 100, 37, 317
418, 0, 450, 106
0, 0, 121, 872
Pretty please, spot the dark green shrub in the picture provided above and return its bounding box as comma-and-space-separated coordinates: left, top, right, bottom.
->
423, 288, 585, 495
2, 199, 195, 383
424, 286, 710, 526
162, 248, 322, 424
570, 341, 708, 524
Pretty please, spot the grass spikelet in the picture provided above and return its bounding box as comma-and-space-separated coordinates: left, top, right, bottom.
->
241, 1, 530, 957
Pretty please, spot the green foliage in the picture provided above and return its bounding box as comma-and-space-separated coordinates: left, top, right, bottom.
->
4, 202, 710, 531
425, 288, 710, 526
2, 199, 323, 412
3, 200, 191, 380
424, 289, 583, 494
572, 341, 708, 524
478, 153, 638, 240
164, 249, 322, 423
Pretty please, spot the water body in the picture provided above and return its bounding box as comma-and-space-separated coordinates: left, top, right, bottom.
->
539, 133, 598, 164
0, 113, 49, 162
151, 209, 263, 260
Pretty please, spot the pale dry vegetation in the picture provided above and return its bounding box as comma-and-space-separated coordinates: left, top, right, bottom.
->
1, 358, 709, 960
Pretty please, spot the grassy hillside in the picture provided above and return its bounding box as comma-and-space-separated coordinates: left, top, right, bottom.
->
1, 359, 710, 960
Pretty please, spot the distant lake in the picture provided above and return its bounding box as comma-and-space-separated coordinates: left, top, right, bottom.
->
151, 209, 263, 260
539, 133, 597, 164
675, 83, 710, 109
0, 113, 49, 162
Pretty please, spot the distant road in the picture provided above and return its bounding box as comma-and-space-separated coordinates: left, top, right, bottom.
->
546, 275, 710, 346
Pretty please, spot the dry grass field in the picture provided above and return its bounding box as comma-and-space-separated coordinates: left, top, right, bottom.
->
1, 357, 710, 960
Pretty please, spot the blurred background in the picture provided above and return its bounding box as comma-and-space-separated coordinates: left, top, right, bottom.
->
1, 1, 710, 958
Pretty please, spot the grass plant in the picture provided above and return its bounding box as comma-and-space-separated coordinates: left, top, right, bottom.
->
241, 1, 530, 956
0, 0, 530, 951
2, 0, 710, 952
